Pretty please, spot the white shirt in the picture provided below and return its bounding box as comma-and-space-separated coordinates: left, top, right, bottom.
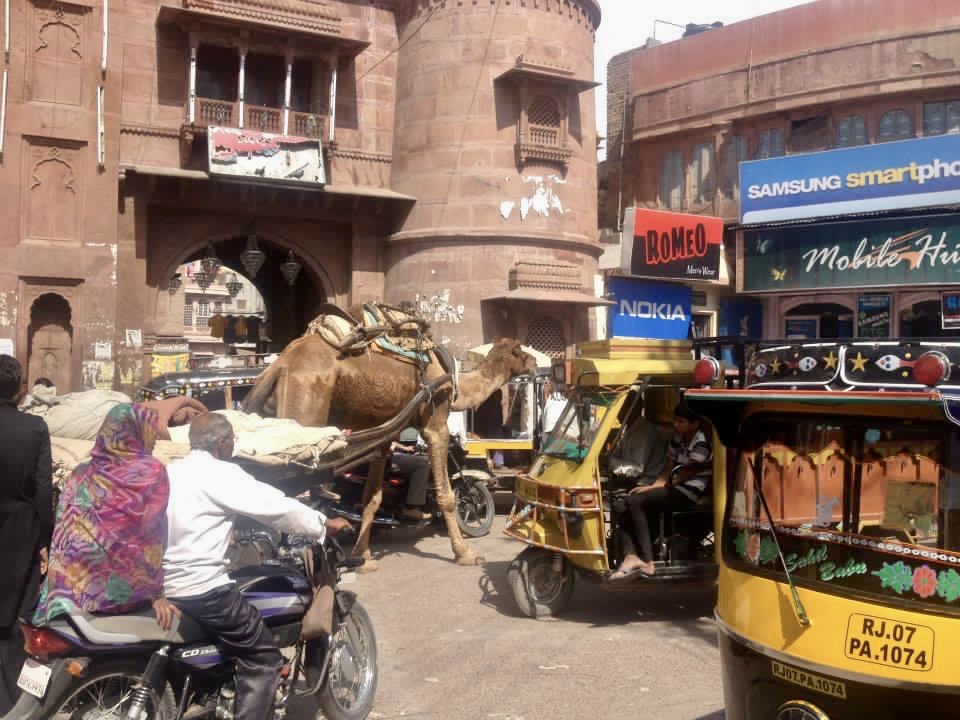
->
541, 393, 567, 434
163, 450, 328, 598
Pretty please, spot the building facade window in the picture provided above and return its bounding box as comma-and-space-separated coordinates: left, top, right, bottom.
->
660, 149, 684, 210
527, 95, 561, 147
879, 109, 914, 142
923, 101, 960, 136
196, 44, 239, 102
183, 301, 193, 328
214, 301, 223, 314
835, 116, 867, 147
525, 316, 566, 361
756, 128, 785, 159
197, 300, 210, 329
720, 135, 747, 196
789, 115, 829, 153
690, 142, 715, 205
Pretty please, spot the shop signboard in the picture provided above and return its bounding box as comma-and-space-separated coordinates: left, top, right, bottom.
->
207, 127, 326, 185
943, 292, 960, 329
857, 294, 891, 338
620, 208, 724, 282
784, 318, 818, 339
607, 277, 692, 340
742, 214, 960, 292
740, 133, 960, 225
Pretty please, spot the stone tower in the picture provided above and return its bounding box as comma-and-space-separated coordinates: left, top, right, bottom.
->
387, 0, 602, 357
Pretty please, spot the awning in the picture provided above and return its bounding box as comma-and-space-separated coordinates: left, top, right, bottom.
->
483, 288, 613, 306
119, 164, 416, 203
467, 343, 552, 370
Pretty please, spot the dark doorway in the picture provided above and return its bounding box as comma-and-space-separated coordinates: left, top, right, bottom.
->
27, 293, 74, 392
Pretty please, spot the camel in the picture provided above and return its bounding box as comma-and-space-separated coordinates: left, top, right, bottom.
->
243, 334, 537, 568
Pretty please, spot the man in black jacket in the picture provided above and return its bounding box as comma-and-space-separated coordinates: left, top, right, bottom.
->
0, 355, 53, 714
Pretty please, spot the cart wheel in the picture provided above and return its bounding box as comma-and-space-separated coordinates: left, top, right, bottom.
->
508, 547, 574, 619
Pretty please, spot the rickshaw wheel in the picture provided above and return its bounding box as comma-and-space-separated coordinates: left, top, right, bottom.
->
508, 547, 574, 619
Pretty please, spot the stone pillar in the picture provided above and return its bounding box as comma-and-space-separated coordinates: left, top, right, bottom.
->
115, 188, 152, 395
327, 54, 337, 143
187, 40, 197, 123
349, 218, 384, 305
283, 50, 293, 134
238, 48, 247, 128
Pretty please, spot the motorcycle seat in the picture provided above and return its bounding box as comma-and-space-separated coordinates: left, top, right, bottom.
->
54, 609, 207, 645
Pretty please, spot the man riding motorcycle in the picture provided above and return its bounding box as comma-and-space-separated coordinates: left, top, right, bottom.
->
162, 413, 352, 720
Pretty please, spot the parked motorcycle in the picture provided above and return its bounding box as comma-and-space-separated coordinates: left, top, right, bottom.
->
6, 528, 377, 720
328, 437, 497, 538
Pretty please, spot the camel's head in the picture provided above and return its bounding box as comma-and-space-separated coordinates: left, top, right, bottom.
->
488, 337, 538, 377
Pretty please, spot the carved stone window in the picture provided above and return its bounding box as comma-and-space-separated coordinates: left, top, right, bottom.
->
527, 96, 561, 147
525, 316, 566, 361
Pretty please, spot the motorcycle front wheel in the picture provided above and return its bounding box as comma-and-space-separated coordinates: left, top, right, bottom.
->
318, 601, 378, 720
453, 475, 496, 538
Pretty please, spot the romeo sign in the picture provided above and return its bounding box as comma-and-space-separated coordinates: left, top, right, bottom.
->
740, 133, 960, 225
621, 208, 724, 282
742, 214, 960, 292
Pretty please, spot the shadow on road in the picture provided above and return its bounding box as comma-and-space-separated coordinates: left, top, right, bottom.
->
478, 559, 718, 646
692, 713, 725, 720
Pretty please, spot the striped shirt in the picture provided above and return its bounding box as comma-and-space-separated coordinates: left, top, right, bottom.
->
668, 429, 712, 502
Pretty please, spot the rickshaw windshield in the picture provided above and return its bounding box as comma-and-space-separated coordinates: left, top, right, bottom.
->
541, 389, 615, 462
728, 413, 960, 616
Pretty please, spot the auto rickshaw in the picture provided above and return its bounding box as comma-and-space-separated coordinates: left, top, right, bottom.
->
503, 345, 724, 618
686, 338, 960, 720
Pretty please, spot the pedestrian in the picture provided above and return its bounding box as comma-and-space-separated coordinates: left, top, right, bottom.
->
540, 378, 568, 435
0, 355, 53, 714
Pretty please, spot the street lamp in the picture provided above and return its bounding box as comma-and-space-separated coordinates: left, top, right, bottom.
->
240, 234, 266, 278
167, 272, 182, 295
201, 242, 222, 282
280, 250, 302, 287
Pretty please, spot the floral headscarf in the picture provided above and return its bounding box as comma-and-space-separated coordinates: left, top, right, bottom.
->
34, 404, 169, 622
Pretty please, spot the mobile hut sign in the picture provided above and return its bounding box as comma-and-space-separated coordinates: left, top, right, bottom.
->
740, 133, 960, 225
621, 208, 724, 282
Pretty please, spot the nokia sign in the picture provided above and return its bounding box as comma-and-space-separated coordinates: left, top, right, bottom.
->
607, 277, 692, 340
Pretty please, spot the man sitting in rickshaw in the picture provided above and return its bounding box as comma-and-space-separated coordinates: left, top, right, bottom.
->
611, 401, 712, 579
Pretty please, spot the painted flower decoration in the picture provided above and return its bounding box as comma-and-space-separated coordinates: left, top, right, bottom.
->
912, 565, 938, 599
937, 568, 960, 603
873, 561, 913, 595
746, 534, 762, 564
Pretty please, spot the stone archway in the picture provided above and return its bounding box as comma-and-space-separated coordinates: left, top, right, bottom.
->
155, 233, 331, 355
27, 293, 74, 392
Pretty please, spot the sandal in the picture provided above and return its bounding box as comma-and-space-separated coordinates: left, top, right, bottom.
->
608, 563, 654, 581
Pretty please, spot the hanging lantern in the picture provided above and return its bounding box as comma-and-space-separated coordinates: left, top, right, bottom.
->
167, 272, 182, 295
200, 243, 222, 282
280, 250, 302, 287
240, 234, 266, 278
194, 269, 212, 292
226, 272, 243, 298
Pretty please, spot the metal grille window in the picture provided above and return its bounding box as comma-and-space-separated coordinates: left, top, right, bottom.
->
691, 142, 715, 204
214, 301, 223, 314
924, 101, 960, 136
525, 316, 565, 361
836, 116, 867, 147
879, 109, 913, 142
660, 150, 684, 210
197, 301, 210, 329
756, 128, 785, 159
183, 301, 193, 328
527, 96, 561, 147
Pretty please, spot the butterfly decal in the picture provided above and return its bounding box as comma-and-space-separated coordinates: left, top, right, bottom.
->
771, 267, 787, 281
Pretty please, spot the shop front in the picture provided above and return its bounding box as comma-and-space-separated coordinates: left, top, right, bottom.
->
738, 133, 960, 339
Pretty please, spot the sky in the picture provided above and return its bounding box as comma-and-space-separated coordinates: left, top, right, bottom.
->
594, 0, 814, 158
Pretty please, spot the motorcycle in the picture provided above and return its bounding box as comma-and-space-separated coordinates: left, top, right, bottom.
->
328, 437, 497, 538
5, 528, 377, 720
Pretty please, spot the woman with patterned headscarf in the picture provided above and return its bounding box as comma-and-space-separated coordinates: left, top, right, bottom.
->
32, 400, 199, 624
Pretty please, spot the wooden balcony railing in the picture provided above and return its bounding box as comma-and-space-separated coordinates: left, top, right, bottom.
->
528, 125, 560, 147
245, 104, 282, 134
195, 97, 236, 127
291, 111, 326, 139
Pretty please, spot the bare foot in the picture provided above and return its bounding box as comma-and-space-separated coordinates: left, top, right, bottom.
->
455, 551, 484, 566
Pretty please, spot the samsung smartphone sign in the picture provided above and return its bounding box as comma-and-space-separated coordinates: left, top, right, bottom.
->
607, 277, 692, 340
740, 133, 960, 225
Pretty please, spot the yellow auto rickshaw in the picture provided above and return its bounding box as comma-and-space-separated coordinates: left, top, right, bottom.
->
503, 343, 724, 618
686, 338, 960, 720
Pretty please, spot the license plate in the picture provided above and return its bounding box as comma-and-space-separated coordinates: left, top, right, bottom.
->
17, 658, 52, 699
844, 613, 934, 672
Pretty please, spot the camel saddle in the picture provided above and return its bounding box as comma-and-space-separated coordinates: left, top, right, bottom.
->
306, 303, 436, 367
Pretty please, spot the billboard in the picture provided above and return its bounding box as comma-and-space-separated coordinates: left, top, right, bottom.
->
740, 133, 960, 225
742, 214, 960, 292
207, 127, 326, 185
621, 208, 724, 282
607, 277, 692, 340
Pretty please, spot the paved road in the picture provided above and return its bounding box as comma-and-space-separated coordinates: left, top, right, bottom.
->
310, 514, 725, 720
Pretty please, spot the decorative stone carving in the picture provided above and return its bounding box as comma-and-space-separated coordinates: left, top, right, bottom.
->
181, 0, 342, 36
28, 0, 88, 105
24, 143, 82, 242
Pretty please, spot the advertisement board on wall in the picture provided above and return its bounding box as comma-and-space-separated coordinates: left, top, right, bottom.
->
740, 133, 960, 225
943, 292, 960, 329
620, 208, 724, 282
607, 276, 692, 340
857, 294, 892, 338
208, 127, 326, 185
742, 214, 960, 292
